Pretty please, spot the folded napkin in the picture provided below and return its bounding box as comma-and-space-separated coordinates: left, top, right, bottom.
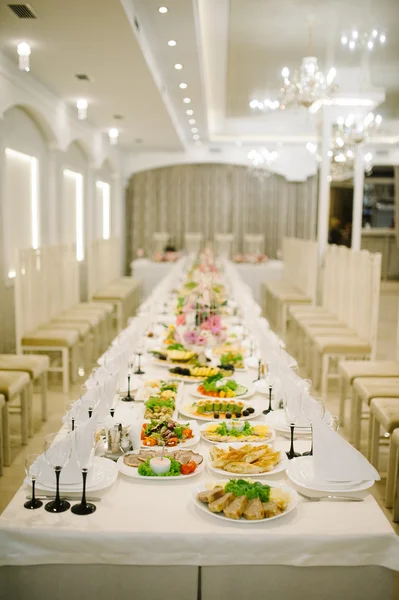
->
313, 419, 380, 482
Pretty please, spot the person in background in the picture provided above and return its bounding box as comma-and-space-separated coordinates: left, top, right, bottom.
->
342, 222, 352, 247
328, 216, 344, 245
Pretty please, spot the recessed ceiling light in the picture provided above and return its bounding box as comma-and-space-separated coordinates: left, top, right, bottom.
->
193, 134, 200, 140
168, 40, 177, 47
191, 127, 198, 133
179, 82, 187, 89
183, 97, 191, 103
188, 119, 196, 125
159, 6, 168, 13
174, 63, 183, 70
186, 109, 193, 115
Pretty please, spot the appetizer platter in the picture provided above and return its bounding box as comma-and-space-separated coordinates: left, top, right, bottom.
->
200, 420, 275, 444
179, 399, 261, 422
150, 346, 197, 368
213, 344, 247, 357
194, 479, 297, 522
218, 351, 246, 372
118, 448, 204, 480
140, 418, 200, 448
168, 364, 233, 383
207, 442, 288, 477
192, 373, 253, 399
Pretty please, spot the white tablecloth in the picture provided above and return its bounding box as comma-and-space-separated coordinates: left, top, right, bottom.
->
233, 261, 283, 303
1, 363, 398, 572
131, 259, 175, 299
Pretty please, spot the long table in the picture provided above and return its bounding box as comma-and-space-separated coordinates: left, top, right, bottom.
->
1, 263, 399, 600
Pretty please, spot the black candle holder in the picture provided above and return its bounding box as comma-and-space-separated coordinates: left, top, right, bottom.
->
263, 386, 273, 415
286, 425, 301, 460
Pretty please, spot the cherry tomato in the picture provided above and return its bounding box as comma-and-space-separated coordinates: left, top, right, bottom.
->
166, 437, 179, 447
187, 460, 197, 472
180, 464, 192, 475
182, 428, 193, 438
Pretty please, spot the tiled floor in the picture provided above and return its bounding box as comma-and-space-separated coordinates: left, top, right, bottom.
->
1, 285, 399, 595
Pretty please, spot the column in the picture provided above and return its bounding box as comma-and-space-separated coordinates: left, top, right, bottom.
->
351, 146, 365, 251
317, 108, 332, 261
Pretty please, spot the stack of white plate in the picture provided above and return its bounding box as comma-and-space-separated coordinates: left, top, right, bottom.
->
286, 456, 374, 493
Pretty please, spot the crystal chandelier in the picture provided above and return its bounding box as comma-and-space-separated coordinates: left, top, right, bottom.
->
279, 20, 337, 110
249, 98, 280, 113
247, 148, 278, 180
341, 29, 386, 51
306, 136, 373, 182
336, 112, 382, 145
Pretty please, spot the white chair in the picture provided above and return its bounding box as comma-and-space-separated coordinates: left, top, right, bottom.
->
214, 233, 234, 257
243, 234, 264, 255
184, 232, 203, 254
152, 232, 170, 254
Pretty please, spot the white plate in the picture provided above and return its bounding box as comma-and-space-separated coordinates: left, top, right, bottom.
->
286, 456, 374, 493
31, 457, 118, 493
264, 410, 334, 436
117, 449, 205, 480
193, 481, 298, 524
179, 402, 262, 422
139, 419, 200, 448
191, 384, 254, 400
199, 420, 276, 444
207, 442, 288, 477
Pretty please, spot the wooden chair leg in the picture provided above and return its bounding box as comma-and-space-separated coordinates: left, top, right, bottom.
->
0, 404, 3, 476
353, 392, 363, 450
350, 389, 358, 444
41, 371, 48, 421
370, 414, 380, 470
393, 459, 399, 522
20, 388, 29, 446
27, 380, 34, 438
385, 442, 398, 509
321, 353, 330, 399
2, 401, 10, 467
339, 375, 347, 428
62, 348, 70, 394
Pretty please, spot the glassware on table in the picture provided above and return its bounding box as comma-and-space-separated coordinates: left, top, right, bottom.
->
65, 399, 81, 432
71, 429, 96, 516
80, 383, 100, 418
263, 362, 277, 415
283, 391, 302, 460
329, 414, 339, 432
43, 432, 72, 513
24, 454, 43, 509
134, 342, 145, 375
302, 397, 325, 457
122, 361, 135, 402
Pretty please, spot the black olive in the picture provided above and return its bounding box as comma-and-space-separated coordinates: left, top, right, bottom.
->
213, 412, 220, 419
225, 412, 232, 419
247, 407, 255, 414
242, 409, 250, 417
235, 412, 242, 418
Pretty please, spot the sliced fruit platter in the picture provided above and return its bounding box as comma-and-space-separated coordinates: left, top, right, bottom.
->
179, 399, 261, 422
168, 364, 234, 383
194, 479, 297, 522
207, 442, 288, 477
140, 418, 200, 448
219, 351, 245, 371
192, 373, 252, 399
213, 344, 247, 357
118, 448, 204, 480
150, 347, 198, 367
200, 420, 275, 444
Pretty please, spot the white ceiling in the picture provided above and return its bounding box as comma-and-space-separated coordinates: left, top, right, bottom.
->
0, 0, 398, 152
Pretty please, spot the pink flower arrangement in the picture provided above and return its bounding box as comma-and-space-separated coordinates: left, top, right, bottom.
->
183, 329, 208, 346
200, 314, 222, 335
176, 314, 186, 326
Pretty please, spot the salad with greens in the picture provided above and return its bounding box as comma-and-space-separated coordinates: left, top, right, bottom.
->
215, 421, 255, 438
138, 457, 182, 477
225, 479, 271, 502
199, 373, 247, 398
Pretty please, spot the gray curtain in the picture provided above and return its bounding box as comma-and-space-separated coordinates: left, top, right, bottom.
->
125, 163, 317, 268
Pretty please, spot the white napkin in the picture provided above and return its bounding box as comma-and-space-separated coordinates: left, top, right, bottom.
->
313, 419, 380, 482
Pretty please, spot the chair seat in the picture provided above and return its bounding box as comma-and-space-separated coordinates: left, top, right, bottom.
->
370, 397, 399, 433
391, 427, 399, 447
271, 290, 311, 302
313, 335, 371, 354
0, 354, 49, 378
339, 360, 399, 384
22, 329, 79, 347
56, 313, 100, 327
81, 302, 114, 314
304, 324, 355, 337
289, 305, 330, 317
353, 377, 399, 405
266, 281, 298, 294
41, 321, 90, 338
92, 290, 129, 301
295, 314, 340, 325
0, 370, 30, 399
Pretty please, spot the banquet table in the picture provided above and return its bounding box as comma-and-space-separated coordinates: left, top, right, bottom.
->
1, 261, 399, 600
235, 260, 283, 303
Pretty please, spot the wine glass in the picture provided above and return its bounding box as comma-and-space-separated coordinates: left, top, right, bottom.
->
24, 454, 43, 509
263, 362, 277, 415
302, 397, 325, 456
65, 399, 81, 432
71, 429, 96, 516
80, 383, 100, 418
283, 391, 302, 459
43, 432, 72, 513
329, 415, 339, 432
122, 361, 135, 402
134, 341, 145, 375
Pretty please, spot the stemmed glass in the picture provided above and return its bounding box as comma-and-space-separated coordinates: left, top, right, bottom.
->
134, 342, 145, 375
24, 454, 43, 509
329, 415, 339, 432
302, 397, 325, 456
71, 430, 96, 515
263, 362, 277, 415
44, 432, 72, 513
122, 361, 134, 402
65, 400, 81, 432
80, 384, 100, 418
283, 391, 302, 460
